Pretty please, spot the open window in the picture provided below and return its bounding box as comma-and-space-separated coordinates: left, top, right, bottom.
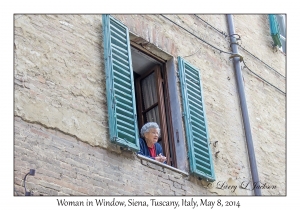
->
131, 46, 177, 167
276, 14, 286, 53
268, 14, 286, 53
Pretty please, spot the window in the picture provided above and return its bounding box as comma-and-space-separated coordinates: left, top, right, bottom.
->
131, 46, 177, 167
268, 14, 286, 53
276, 14, 286, 53
102, 14, 215, 181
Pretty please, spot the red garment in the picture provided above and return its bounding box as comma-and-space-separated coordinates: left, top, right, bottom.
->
148, 146, 156, 158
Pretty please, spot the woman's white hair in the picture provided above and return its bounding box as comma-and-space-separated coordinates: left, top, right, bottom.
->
140, 122, 161, 137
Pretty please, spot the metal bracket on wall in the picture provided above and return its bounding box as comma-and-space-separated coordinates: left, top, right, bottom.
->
229, 53, 244, 62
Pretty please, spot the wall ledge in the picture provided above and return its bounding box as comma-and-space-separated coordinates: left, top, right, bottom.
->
136, 154, 189, 176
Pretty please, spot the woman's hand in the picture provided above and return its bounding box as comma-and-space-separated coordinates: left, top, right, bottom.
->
155, 153, 167, 163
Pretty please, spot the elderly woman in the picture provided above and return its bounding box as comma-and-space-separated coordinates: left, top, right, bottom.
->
138, 122, 167, 163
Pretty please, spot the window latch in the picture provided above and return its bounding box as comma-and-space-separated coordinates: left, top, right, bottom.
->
176, 129, 179, 143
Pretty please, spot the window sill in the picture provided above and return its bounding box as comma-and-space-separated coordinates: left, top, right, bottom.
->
136, 154, 189, 176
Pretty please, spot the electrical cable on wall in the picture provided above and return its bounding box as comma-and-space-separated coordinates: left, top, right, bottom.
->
237, 43, 285, 78
194, 14, 285, 79
194, 15, 228, 38
160, 15, 235, 56
228, 54, 286, 95
241, 60, 286, 95
182, 48, 201, 58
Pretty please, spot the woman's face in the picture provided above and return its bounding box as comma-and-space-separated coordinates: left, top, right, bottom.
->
144, 128, 159, 145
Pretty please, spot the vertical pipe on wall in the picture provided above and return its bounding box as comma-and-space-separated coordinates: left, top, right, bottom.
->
226, 14, 261, 196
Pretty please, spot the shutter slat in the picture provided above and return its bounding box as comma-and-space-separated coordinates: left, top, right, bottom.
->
112, 58, 130, 72
194, 142, 209, 157
118, 118, 135, 130
195, 162, 212, 175
116, 106, 134, 118
186, 89, 202, 103
193, 138, 209, 152
191, 115, 206, 130
186, 82, 201, 96
185, 73, 200, 85
193, 131, 208, 143
187, 89, 202, 103
194, 152, 211, 167
112, 49, 129, 65
115, 90, 133, 105
114, 78, 131, 92
117, 103, 134, 117
116, 112, 135, 124
185, 64, 199, 77
110, 23, 127, 38
111, 36, 129, 50
117, 130, 135, 144
112, 44, 129, 61
113, 67, 131, 79
114, 82, 132, 96
188, 98, 203, 112
178, 56, 215, 182
187, 93, 202, 106
187, 81, 201, 94
191, 124, 207, 138
102, 14, 140, 151
189, 108, 205, 123
117, 123, 135, 137
111, 29, 127, 43
190, 109, 205, 125
112, 62, 130, 75
112, 43, 128, 55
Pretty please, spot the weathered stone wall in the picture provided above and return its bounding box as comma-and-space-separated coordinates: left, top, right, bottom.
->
14, 14, 285, 196
14, 15, 112, 149
15, 116, 213, 196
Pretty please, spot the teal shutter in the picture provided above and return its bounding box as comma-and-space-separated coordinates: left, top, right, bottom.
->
102, 15, 140, 151
268, 14, 282, 48
178, 57, 215, 182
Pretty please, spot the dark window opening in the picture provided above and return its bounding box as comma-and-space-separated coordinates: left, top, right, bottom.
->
131, 46, 177, 167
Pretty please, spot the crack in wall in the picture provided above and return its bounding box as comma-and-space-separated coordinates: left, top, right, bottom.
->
15, 115, 90, 146
15, 115, 123, 155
